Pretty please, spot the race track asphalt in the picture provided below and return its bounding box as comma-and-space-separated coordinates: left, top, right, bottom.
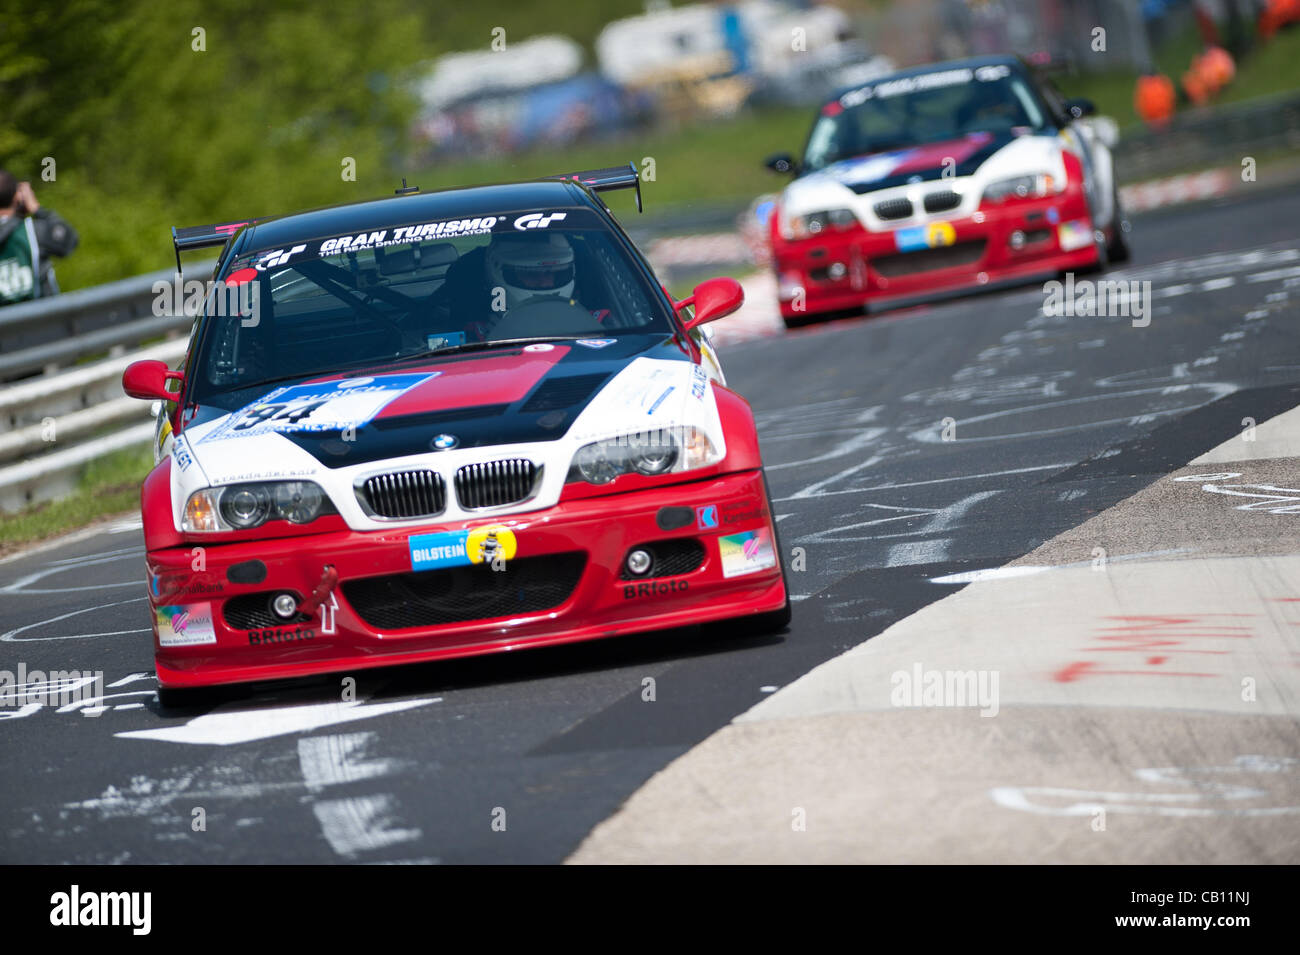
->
2, 183, 1297, 863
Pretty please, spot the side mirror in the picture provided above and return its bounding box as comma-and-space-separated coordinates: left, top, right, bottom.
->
676, 277, 744, 331
1064, 97, 1096, 119
123, 360, 183, 402
764, 152, 798, 175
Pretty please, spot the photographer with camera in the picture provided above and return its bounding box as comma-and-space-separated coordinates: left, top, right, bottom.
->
0, 170, 79, 306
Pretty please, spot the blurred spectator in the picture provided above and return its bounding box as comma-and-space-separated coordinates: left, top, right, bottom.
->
1135, 72, 1178, 127
0, 170, 79, 306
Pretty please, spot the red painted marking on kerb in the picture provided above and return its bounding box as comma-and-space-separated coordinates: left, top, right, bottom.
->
1052, 661, 1216, 683
1051, 613, 1259, 683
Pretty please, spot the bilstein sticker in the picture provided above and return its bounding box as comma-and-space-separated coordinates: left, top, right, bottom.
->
409, 525, 517, 571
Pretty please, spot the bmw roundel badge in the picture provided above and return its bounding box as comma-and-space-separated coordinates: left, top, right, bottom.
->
431, 434, 458, 451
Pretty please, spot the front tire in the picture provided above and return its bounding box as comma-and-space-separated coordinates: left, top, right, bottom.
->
1106, 187, 1132, 264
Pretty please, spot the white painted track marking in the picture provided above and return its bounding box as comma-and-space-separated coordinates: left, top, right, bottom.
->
116, 697, 439, 745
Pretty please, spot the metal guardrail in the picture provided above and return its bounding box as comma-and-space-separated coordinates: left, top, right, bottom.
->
0, 262, 211, 383
1113, 90, 1300, 184
0, 339, 188, 512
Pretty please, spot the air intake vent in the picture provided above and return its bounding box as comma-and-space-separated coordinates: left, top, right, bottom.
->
342, 553, 586, 630
522, 374, 608, 413
923, 189, 961, 213
358, 469, 446, 519
455, 459, 539, 509
873, 197, 913, 220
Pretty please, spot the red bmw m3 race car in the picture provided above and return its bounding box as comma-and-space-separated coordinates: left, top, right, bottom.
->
765, 55, 1130, 325
122, 166, 790, 703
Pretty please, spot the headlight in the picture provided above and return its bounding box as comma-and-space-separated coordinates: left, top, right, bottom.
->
183, 481, 332, 532
567, 426, 722, 486
981, 173, 1061, 203
783, 207, 858, 240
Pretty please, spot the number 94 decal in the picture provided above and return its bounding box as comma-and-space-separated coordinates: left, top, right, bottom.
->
197, 373, 436, 444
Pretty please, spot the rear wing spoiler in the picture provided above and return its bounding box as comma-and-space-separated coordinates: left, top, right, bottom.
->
171, 219, 254, 274
548, 162, 643, 213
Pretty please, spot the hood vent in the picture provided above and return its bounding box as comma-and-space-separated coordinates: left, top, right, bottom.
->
522, 374, 608, 413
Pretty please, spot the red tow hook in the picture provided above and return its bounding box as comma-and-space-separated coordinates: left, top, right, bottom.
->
297, 565, 338, 618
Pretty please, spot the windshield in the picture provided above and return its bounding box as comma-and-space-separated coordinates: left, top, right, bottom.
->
804, 64, 1052, 172
189, 207, 669, 407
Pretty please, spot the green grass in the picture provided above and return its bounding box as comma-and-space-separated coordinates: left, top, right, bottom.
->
406, 105, 813, 206
0, 444, 153, 555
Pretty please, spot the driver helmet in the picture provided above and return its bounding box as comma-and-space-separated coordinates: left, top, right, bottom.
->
485, 232, 575, 309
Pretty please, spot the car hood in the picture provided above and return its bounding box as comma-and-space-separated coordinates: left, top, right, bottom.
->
169, 336, 725, 530
802, 131, 1015, 194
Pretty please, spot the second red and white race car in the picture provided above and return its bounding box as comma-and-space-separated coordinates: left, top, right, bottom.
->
764, 55, 1130, 325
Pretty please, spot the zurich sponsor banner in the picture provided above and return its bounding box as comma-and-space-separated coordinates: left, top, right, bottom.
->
826, 154, 899, 188
199, 373, 436, 444
156, 603, 218, 647
718, 529, 777, 579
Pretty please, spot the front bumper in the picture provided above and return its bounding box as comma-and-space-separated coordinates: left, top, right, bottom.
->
772, 194, 1099, 319
146, 469, 785, 688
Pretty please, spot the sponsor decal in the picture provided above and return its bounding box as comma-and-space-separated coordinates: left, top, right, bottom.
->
524, 343, 555, 352
1058, 219, 1093, 252
319, 219, 498, 256
155, 603, 217, 647
722, 501, 764, 525
466, 525, 517, 565
248, 626, 317, 646
718, 529, 777, 579
623, 579, 689, 599
256, 245, 307, 270
172, 435, 193, 472
829, 155, 899, 187
895, 221, 956, 252
696, 504, 718, 530
690, 364, 708, 400
150, 573, 222, 600
839, 65, 1008, 109
198, 373, 434, 443
513, 211, 567, 231
426, 331, 465, 351
647, 386, 675, 415
409, 525, 517, 571
576, 338, 617, 349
